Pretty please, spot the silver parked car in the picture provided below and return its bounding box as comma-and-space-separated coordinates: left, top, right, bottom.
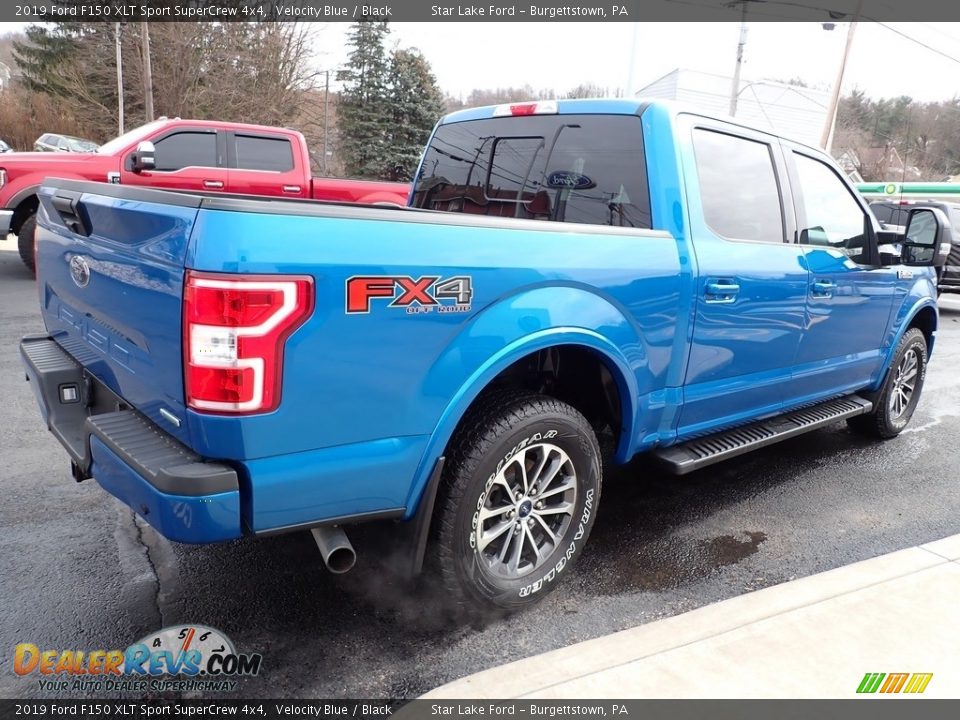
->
34, 133, 99, 153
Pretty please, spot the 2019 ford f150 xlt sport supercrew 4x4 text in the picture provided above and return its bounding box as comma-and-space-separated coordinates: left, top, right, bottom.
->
0, 117, 410, 273
20, 99, 949, 615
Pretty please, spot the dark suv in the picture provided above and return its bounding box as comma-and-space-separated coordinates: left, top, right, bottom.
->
870, 200, 960, 294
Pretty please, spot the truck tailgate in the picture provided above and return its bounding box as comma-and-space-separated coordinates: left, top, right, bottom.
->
35, 180, 202, 445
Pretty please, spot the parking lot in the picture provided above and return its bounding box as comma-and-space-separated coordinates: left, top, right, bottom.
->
2, 236, 959, 700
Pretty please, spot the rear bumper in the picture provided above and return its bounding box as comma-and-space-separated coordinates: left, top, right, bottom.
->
20, 335, 242, 543
0, 209, 12, 236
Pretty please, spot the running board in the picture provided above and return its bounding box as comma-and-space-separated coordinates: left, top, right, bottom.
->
653, 395, 873, 475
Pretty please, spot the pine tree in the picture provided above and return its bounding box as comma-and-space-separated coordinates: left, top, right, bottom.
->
382, 49, 446, 182
336, 21, 392, 179
13, 23, 90, 97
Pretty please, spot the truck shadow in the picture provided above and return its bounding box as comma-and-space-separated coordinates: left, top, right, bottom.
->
151, 421, 884, 697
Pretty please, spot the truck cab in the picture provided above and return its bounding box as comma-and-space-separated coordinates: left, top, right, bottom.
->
1, 118, 410, 274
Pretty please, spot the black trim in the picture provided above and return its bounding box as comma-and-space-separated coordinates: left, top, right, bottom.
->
20, 336, 238, 497
406, 456, 445, 578
198, 195, 668, 238
42, 178, 204, 208
41, 177, 671, 239
253, 508, 406, 537
6, 184, 41, 210
86, 411, 238, 496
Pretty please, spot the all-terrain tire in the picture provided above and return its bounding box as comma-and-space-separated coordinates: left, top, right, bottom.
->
432, 390, 602, 617
17, 213, 37, 275
847, 328, 928, 438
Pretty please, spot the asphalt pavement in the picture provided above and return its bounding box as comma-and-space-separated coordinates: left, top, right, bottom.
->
2, 236, 959, 699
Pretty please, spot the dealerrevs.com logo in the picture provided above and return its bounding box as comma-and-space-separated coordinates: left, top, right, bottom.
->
14, 625, 262, 693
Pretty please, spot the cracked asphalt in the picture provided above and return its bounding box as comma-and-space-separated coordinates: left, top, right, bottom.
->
2, 238, 959, 700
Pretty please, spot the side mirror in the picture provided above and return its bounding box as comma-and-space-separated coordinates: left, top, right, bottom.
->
902, 207, 952, 267
131, 141, 155, 172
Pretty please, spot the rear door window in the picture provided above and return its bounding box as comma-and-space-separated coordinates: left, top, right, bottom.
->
691, 128, 785, 243
234, 134, 294, 172
411, 114, 651, 228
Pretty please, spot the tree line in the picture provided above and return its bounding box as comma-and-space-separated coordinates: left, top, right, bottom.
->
0, 20, 446, 181
835, 89, 960, 181
4, 21, 960, 184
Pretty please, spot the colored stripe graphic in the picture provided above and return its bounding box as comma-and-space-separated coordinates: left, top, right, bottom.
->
857, 673, 885, 693
880, 673, 909, 693
904, 673, 934, 694
857, 672, 933, 694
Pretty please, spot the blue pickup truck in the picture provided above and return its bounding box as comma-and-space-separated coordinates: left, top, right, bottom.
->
20, 99, 950, 615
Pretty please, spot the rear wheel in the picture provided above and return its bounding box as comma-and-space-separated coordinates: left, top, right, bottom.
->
17, 213, 37, 275
432, 391, 601, 616
848, 328, 927, 438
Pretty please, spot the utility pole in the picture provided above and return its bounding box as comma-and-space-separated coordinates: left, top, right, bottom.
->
141, 22, 154, 122
322, 69, 330, 176
820, 0, 864, 150
728, 1, 749, 117
115, 22, 124, 135
625, 23, 639, 97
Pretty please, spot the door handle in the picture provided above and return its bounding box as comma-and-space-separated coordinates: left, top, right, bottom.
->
282, 185, 302, 194
811, 280, 836, 297
705, 280, 740, 302
203, 180, 224, 189
52, 193, 90, 236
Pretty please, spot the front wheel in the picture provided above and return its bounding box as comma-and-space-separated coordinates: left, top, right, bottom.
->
432, 392, 601, 616
17, 213, 37, 275
848, 328, 928, 438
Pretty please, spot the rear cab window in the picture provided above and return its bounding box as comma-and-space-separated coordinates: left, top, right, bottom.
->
411, 114, 651, 228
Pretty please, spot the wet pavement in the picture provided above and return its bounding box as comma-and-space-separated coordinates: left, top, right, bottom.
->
2, 238, 959, 699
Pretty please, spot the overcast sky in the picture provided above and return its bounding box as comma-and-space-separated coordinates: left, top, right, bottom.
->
2, 21, 959, 103
310, 21, 960, 103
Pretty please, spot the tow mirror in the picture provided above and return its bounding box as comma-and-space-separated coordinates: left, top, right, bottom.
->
902, 207, 952, 267
131, 141, 155, 172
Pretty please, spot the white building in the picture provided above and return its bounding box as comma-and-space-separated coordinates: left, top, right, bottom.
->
637, 68, 830, 148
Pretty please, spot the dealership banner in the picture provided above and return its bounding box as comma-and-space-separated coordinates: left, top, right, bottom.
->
3, 0, 960, 23
3, 700, 960, 718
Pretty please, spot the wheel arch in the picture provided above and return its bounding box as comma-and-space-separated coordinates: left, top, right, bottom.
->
403, 328, 638, 517
10, 186, 40, 234
873, 299, 938, 391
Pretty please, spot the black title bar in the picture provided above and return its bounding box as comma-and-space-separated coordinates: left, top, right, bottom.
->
4, 700, 960, 719
4, 0, 960, 22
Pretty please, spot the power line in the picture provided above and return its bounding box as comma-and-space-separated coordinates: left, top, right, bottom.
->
869, 21, 960, 67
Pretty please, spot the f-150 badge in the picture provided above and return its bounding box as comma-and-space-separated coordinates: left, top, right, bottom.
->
346, 275, 473, 314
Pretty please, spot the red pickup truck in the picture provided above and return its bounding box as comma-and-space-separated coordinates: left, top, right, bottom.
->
0, 118, 411, 272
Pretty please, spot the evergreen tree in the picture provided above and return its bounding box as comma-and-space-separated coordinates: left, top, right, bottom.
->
336, 21, 392, 179
13, 23, 93, 98
382, 49, 445, 181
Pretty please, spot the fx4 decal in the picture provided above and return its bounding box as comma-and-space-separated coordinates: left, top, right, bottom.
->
346, 275, 474, 314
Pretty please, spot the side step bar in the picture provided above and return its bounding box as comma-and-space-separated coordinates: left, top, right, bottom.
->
653, 395, 873, 475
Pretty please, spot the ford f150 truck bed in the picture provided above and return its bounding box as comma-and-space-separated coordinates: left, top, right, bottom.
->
21, 99, 949, 614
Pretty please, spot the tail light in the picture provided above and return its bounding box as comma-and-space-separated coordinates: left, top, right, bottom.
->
183, 271, 314, 414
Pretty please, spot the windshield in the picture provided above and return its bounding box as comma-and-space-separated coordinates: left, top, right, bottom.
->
412, 114, 651, 228
67, 138, 99, 152
96, 120, 168, 155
